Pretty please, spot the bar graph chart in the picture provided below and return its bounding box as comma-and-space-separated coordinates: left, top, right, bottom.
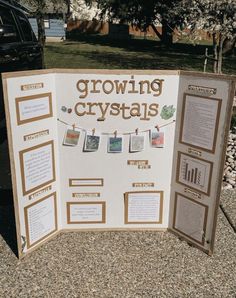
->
182, 159, 206, 186
181, 157, 206, 187
177, 153, 212, 194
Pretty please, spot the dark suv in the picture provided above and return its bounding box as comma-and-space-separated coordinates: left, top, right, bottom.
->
0, 0, 43, 124
0, 0, 43, 191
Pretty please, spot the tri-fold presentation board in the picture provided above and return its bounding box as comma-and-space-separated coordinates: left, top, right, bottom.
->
2, 69, 235, 258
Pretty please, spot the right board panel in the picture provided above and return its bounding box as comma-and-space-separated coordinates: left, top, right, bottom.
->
169, 72, 236, 255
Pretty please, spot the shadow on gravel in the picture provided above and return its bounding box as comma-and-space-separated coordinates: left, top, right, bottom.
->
0, 189, 18, 257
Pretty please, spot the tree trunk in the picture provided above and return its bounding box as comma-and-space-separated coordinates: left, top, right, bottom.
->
161, 20, 173, 45
65, 0, 71, 22
217, 33, 224, 74
35, 0, 46, 47
36, 14, 45, 68
223, 36, 236, 55
36, 14, 46, 47
150, 23, 162, 41
150, 21, 173, 45
212, 33, 218, 73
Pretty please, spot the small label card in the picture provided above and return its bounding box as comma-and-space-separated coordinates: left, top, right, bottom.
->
184, 188, 201, 200
72, 193, 100, 198
29, 185, 52, 200
138, 165, 151, 169
188, 148, 202, 157
188, 85, 217, 96
132, 182, 155, 188
69, 178, 104, 187
128, 160, 149, 166
24, 129, 49, 142
21, 82, 44, 91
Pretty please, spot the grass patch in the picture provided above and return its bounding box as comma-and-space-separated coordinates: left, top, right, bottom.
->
44, 34, 236, 74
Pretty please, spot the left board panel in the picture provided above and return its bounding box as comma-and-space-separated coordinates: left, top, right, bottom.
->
2, 71, 61, 258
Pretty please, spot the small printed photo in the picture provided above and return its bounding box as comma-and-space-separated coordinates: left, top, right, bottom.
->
150, 130, 164, 148
108, 136, 123, 153
130, 134, 145, 152
63, 127, 80, 146
84, 134, 100, 151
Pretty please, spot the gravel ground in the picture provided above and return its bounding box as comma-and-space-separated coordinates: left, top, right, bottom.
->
0, 191, 235, 298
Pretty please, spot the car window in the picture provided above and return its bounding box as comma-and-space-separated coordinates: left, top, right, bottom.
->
0, 5, 20, 43
14, 11, 35, 42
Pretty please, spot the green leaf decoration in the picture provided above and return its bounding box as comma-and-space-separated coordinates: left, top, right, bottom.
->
160, 105, 176, 120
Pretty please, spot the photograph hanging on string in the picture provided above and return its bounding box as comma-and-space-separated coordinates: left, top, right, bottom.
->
108, 135, 123, 153
84, 131, 100, 152
150, 129, 165, 148
63, 126, 80, 146
130, 132, 145, 152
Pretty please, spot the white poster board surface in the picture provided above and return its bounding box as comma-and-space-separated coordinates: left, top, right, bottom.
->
2, 69, 235, 258
56, 71, 178, 232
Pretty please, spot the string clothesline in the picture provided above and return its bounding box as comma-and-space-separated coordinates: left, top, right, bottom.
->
57, 118, 176, 136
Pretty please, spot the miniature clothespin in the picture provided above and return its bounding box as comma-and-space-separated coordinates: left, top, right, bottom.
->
155, 125, 160, 132
114, 130, 117, 138
92, 128, 95, 136
135, 128, 139, 135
